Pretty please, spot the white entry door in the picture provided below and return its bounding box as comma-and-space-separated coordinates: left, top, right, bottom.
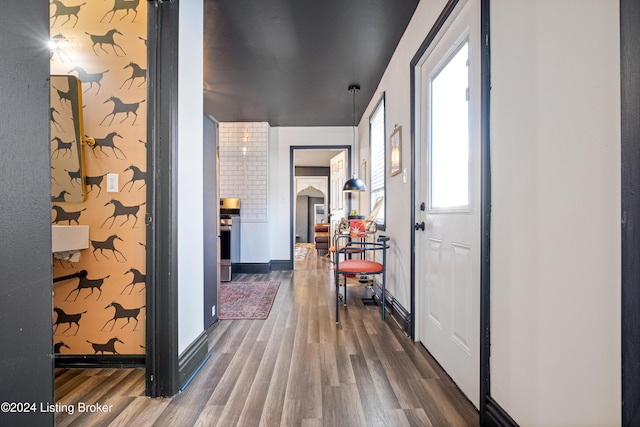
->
329, 151, 347, 238
415, 0, 480, 408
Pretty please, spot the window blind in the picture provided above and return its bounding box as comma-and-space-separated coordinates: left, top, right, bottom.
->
370, 99, 385, 225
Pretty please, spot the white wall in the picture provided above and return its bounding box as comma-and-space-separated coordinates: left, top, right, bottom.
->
490, 1, 621, 425
177, 0, 205, 355
219, 122, 270, 263
356, 0, 621, 424
269, 127, 353, 261
356, 0, 449, 308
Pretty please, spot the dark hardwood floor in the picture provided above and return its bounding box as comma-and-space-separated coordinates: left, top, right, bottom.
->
55, 247, 478, 426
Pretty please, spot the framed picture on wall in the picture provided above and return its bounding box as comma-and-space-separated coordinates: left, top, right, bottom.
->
390, 125, 402, 176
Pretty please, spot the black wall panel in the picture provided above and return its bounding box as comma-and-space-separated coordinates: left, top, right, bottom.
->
621, 0, 640, 425
0, 0, 55, 425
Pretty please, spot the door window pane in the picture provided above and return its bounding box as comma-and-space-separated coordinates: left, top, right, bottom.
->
430, 41, 469, 209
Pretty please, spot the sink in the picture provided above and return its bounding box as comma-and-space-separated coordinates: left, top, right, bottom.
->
52, 225, 89, 253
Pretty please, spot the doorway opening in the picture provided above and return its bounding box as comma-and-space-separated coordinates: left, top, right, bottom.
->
290, 146, 351, 270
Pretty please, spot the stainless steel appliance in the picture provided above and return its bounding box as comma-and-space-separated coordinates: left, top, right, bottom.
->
220, 198, 240, 282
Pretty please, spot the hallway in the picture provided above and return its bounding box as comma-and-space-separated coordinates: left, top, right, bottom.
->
55, 250, 478, 426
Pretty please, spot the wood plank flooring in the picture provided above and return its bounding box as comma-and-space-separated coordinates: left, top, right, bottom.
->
55, 248, 478, 426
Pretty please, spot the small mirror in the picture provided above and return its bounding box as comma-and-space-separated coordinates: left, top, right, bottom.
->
50, 75, 87, 203
314, 203, 325, 224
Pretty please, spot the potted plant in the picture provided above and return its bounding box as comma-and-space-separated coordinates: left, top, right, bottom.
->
348, 210, 364, 220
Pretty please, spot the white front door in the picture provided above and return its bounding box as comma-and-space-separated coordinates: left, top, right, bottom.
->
329, 151, 347, 238
415, 0, 480, 408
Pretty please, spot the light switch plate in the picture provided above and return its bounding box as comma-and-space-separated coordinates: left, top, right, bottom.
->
107, 173, 119, 192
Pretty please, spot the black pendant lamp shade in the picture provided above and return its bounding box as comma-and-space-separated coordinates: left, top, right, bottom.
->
343, 84, 366, 193
343, 175, 366, 192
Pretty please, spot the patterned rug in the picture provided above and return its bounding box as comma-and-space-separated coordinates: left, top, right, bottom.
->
294, 244, 311, 261
219, 281, 280, 320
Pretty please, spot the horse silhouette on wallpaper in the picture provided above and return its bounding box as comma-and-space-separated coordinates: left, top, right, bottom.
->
52, 190, 69, 203
85, 29, 126, 56
51, 166, 59, 185
50, 0, 85, 28
121, 267, 145, 295
121, 165, 146, 191
50, 107, 64, 132
91, 131, 126, 159
68, 67, 109, 95
101, 0, 140, 23
85, 174, 106, 197
51, 136, 73, 159
50, 33, 72, 62
52, 205, 85, 225
53, 307, 86, 336
54, 341, 71, 354
87, 337, 124, 354
91, 234, 127, 262
65, 167, 82, 187
52, 85, 74, 108
102, 199, 146, 229
64, 274, 111, 301
102, 302, 145, 331
101, 96, 144, 126
121, 62, 147, 89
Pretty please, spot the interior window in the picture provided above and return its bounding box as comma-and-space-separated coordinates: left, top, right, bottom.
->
370, 95, 386, 226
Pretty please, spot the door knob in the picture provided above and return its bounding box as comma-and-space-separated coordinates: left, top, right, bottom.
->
414, 221, 425, 231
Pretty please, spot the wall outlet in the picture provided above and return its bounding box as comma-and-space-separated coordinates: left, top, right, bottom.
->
107, 173, 119, 192
212, 305, 216, 317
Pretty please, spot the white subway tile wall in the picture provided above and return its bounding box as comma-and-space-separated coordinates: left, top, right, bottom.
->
219, 122, 269, 221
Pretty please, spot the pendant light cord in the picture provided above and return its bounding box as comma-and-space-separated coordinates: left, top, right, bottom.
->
354, 88, 357, 149
348, 84, 360, 159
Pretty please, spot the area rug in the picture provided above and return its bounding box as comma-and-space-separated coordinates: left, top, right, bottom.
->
219, 281, 280, 320
294, 244, 311, 261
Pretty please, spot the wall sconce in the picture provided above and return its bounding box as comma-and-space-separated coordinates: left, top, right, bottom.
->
360, 159, 367, 184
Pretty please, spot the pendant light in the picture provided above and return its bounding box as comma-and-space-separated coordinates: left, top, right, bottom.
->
343, 84, 367, 192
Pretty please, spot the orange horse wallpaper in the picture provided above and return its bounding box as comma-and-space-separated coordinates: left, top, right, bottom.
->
50, 0, 148, 356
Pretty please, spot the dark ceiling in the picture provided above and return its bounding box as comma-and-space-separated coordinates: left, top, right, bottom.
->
203, 0, 420, 127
